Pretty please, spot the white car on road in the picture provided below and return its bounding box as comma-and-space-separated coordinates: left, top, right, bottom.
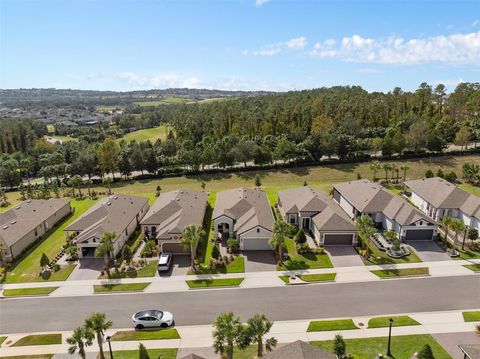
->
132, 310, 174, 329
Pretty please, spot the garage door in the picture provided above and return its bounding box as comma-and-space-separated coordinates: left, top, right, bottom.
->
324, 234, 354, 245
243, 238, 271, 251
161, 242, 189, 254
405, 229, 434, 241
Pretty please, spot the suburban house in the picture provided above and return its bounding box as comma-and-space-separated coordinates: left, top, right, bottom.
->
405, 177, 480, 232
140, 189, 208, 254
65, 195, 149, 258
213, 188, 275, 250
263, 340, 336, 359
0, 198, 71, 262
333, 179, 438, 241
277, 186, 357, 245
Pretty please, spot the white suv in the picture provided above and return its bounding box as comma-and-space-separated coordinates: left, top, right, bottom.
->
157, 252, 172, 272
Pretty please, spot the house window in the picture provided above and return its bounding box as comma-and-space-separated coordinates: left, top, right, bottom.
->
257, 228, 260, 233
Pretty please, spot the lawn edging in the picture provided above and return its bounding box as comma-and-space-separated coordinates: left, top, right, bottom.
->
93, 282, 150, 293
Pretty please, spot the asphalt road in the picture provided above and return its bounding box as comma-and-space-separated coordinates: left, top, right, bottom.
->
1, 276, 479, 334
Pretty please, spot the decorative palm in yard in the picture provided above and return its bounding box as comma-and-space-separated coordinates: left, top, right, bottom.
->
440, 216, 454, 246
95, 232, 116, 275
212, 312, 245, 359
382, 163, 393, 183
245, 314, 277, 358
269, 219, 290, 263
85, 312, 112, 359
400, 164, 410, 182
356, 215, 376, 258
181, 224, 205, 270
67, 326, 94, 359
369, 162, 381, 181
450, 219, 465, 256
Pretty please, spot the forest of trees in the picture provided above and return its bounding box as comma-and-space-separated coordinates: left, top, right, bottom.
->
0, 82, 479, 189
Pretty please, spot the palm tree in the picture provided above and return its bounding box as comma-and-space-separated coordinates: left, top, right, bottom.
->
84, 179, 93, 197
382, 163, 393, 183
68, 175, 83, 197
67, 326, 94, 359
181, 225, 205, 270
440, 216, 454, 248
85, 312, 112, 359
450, 219, 465, 256
269, 220, 290, 262
212, 312, 245, 359
356, 215, 376, 258
245, 314, 277, 357
369, 163, 381, 181
95, 232, 116, 275
400, 164, 410, 182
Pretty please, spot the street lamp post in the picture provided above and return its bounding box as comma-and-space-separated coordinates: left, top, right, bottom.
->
386, 318, 394, 357
106, 336, 113, 359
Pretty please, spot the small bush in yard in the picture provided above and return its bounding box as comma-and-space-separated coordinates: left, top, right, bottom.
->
211, 244, 220, 259
295, 229, 307, 244
40, 253, 50, 268
141, 240, 155, 257
296, 243, 310, 254
227, 238, 239, 253
417, 344, 435, 359
333, 334, 347, 359
138, 343, 150, 359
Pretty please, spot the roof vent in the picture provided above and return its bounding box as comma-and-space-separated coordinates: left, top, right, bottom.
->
16, 206, 21, 209
114, 196, 118, 199
107, 202, 112, 206
10, 220, 16, 224
27, 199, 31, 203
2, 225, 8, 230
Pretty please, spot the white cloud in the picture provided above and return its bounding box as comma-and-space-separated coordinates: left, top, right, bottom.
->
255, 0, 271, 7
244, 36, 307, 56
309, 31, 480, 65
117, 72, 145, 85
432, 78, 465, 87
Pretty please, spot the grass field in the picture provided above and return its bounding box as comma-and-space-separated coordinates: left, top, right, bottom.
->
111, 329, 180, 341
462, 311, 480, 322
371, 267, 429, 278
94, 283, 150, 293
368, 315, 420, 328
3, 198, 96, 284
189, 255, 245, 275
186, 277, 244, 288
2, 287, 58, 297
12, 334, 62, 347
311, 334, 451, 359
118, 124, 173, 144
278, 239, 333, 270
307, 319, 359, 332
112, 349, 177, 359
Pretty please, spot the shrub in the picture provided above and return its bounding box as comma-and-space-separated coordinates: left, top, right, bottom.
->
40, 253, 50, 268
122, 245, 133, 265
51, 263, 60, 272
294, 229, 307, 244
139, 343, 150, 359
425, 169, 434, 178
296, 243, 310, 254
211, 244, 220, 259
333, 334, 347, 359
445, 171, 457, 183
417, 344, 435, 359
141, 240, 155, 257
436, 168, 444, 178
227, 238, 239, 253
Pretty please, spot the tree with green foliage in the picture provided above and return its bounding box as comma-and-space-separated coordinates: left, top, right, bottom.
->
67, 326, 94, 359
400, 164, 410, 182
455, 126, 471, 150
369, 163, 381, 181
68, 175, 83, 197
211, 244, 220, 260
181, 225, 205, 270
333, 334, 347, 359
102, 177, 113, 195
269, 220, 290, 262
444, 171, 457, 183
97, 138, 120, 178
356, 215, 376, 258
255, 175, 262, 188
122, 245, 133, 266
425, 169, 434, 178
467, 227, 479, 242
450, 219, 465, 256
294, 229, 306, 244
85, 313, 112, 359
138, 343, 150, 359
244, 314, 277, 357
417, 344, 435, 359
383, 163, 393, 183
40, 253, 50, 269
95, 232, 116, 275
212, 312, 246, 359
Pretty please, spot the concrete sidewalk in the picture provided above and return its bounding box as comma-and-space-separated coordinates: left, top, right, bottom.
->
1, 309, 478, 357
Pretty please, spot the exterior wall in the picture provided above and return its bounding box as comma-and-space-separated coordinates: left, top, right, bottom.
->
213, 215, 234, 238
334, 191, 356, 219
286, 213, 298, 225
410, 192, 428, 212
239, 226, 272, 250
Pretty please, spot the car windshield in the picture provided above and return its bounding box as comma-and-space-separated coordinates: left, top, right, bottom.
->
135, 310, 163, 319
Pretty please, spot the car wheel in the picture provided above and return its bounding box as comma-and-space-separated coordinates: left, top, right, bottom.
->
136, 324, 144, 330
160, 323, 168, 328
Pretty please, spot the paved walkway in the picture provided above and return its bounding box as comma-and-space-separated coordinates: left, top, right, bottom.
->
0, 309, 478, 357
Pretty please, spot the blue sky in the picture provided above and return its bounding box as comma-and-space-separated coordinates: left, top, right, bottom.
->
1, 0, 479, 92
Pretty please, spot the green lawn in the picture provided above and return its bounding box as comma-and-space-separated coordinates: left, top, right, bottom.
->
99, 260, 158, 279
12, 334, 62, 347
111, 329, 180, 341
278, 239, 333, 270
3, 356, 53, 359
307, 319, 359, 332
464, 264, 480, 272
382, 183, 404, 195
3, 198, 96, 284
311, 334, 451, 359
112, 349, 177, 359
0, 336, 7, 345
189, 256, 245, 275
186, 277, 244, 288
93, 282, 150, 293
458, 182, 480, 196
118, 124, 173, 144
456, 247, 480, 260
462, 311, 480, 322
368, 315, 420, 328
3, 287, 58, 297
298, 273, 336, 282
279, 275, 290, 283
359, 241, 423, 266
371, 267, 429, 278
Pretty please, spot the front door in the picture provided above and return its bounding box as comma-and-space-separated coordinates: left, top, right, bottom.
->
302, 217, 310, 230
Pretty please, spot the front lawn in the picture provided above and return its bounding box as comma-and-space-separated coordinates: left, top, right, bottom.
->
462, 311, 480, 322
368, 315, 420, 328
456, 248, 480, 260
3, 198, 96, 284
3, 287, 58, 297
12, 334, 62, 346
358, 241, 423, 266
298, 273, 336, 282
189, 256, 245, 275
311, 334, 451, 359
279, 275, 290, 283
3, 356, 53, 359
93, 283, 150, 293
371, 267, 429, 278
0, 336, 7, 345
464, 264, 480, 272
186, 277, 244, 288
98, 260, 158, 279
111, 329, 180, 341
112, 349, 177, 359
278, 239, 333, 270
307, 319, 359, 332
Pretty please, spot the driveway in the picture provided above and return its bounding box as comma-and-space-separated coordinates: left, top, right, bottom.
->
158, 255, 190, 277
433, 332, 480, 359
243, 251, 277, 272
67, 258, 103, 280
407, 241, 452, 262
326, 246, 364, 267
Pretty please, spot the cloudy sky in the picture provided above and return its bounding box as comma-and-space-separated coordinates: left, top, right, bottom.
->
1, 0, 479, 92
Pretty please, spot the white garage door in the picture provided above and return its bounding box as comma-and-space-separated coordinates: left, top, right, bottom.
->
243, 238, 271, 251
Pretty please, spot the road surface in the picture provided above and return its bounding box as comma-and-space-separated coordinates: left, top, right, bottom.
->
1, 275, 479, 333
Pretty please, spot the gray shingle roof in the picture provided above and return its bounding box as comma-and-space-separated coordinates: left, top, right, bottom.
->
263, 340, 336, 359
405, 177, 480, 219
213, 188, 274, 234
0, 198, 70, 247
65, 195, 148, 244
140, 190, 207, 239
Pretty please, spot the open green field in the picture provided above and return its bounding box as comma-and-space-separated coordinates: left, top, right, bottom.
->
3, 198, 96, 284
112, 349, 177, 359
111, 329, 180, 341
94, 282, 150, 293
118, 124, 173, 144
186, 277, 244, 288
2, 287, 58, 297
311, 334, 451, 359
371, 267, 430, 278
12, 334, 62, 347
368, 315, 420, 328
307, 319, 359, 332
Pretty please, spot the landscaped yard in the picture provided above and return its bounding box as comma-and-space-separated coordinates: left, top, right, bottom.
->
311, 334, 451, 359
186, 277, 244, 288
298, 273, 336, 282
189, 255, 245, 275
462, 311, 480, 322
359, 240, 423, 266
111, 329, 180, 341
371, 267, 429, 278
2, 287, 58, 297
93, 283, 150, 293
118, 124, 172, 143
112, 349, 177, 359
12, 334, 62, 347
368, 315, 420, 328
99, 260, 158, 279
307, 319, 359, 332
278, 239, 333, 270
0, 336, 7, 345
3, 356, 53, 359
464, 264, 480, 272
3, 198, 96, 284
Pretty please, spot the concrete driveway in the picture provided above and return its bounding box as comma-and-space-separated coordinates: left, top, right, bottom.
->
158, 255, 190, 277
433, 332, 480, 359
326, 246, 364, 267
68, 258, 103, 280
407, 241, 452, 262
243, 251, 277, 272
